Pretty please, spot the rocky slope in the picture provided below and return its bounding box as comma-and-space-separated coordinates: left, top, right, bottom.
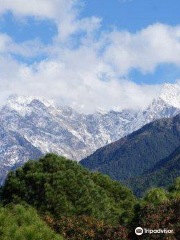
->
0, 124, 42, 184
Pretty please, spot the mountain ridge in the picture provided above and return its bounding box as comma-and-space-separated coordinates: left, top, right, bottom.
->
1, 82, 180, 183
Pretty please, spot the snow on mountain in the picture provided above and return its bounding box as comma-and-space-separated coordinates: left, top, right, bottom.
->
0, 95, 137, 161
7, 94, 56, 116
131, 83, 180, 132
159, 83, 180, 108
1, 82, 180, 183
0, 124, 42, 185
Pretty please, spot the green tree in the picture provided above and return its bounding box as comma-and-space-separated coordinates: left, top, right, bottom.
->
143, 188, 168, 205
168, 177, 180, 199
1, 153, 136, 226
0, 204, 63, 240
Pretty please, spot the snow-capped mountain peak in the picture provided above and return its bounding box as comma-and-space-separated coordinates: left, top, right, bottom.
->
159, 83, 180, 108
6, 94, 56, 116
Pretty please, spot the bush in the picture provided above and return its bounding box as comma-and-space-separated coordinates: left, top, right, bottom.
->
45, 215, 129, 240
130, 199, 180, 240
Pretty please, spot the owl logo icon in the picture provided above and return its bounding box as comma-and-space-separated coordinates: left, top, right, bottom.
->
135, 227, 143, 235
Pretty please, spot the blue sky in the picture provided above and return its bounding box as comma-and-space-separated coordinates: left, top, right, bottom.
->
0, 13, 57, 44
83, 0, 180, 31
0, 0, 180, 112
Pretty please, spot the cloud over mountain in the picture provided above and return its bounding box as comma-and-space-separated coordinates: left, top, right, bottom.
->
0, 1, 180, 112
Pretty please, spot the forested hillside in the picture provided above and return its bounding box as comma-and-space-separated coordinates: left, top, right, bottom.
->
81, 114, 180, 184
126, 146, 180, 196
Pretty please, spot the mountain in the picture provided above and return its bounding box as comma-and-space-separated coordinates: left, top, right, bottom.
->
0, 95, 140, 161
81, 114, 180, 185
126, 145, 180, 196
1, 83, 180, 183
128, 83, 180, 132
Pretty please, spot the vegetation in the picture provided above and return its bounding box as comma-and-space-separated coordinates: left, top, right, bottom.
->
0, 204, 63, 240
2, 154, 180, 239
130, 199, 180, 240
143, 188, 168, 205
1, 153, 136, 225
45, 215, 129, 240
126, 146, 180, 197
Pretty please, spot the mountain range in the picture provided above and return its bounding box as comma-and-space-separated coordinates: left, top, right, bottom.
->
1, 83, 180, 184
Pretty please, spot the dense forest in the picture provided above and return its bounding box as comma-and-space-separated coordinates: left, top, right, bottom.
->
125, 145, 180, 197
1, 154, 180, 239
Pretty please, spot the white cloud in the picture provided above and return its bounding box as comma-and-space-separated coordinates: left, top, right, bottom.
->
0, 33, 12, 52
0, 1, 180, 112
103, 24, 180, 75
0, 0, 78, 23
0, 33, 46, 58
0, 55, 161, 112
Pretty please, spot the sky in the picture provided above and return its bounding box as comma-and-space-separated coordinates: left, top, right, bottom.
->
0, 0, 180, 112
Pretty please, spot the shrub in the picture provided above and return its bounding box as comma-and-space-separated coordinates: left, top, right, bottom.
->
130, 199, 180, 240
45, 215, 129, 240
